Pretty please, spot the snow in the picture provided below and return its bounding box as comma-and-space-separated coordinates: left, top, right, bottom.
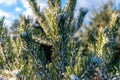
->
69, 74, 79, 80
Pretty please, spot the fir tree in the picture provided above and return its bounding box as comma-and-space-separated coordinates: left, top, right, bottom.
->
0, 0, 120, 80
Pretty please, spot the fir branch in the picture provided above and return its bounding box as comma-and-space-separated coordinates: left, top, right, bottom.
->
32, 36, 52, 46
55, 0, 61, 12
64, 0, 77, 29
1, 44, 8, 64
75, 8, 88, 32
48, 0, 55, 8
28, 0, 50, 36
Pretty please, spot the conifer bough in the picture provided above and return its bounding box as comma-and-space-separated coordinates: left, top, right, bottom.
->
0, 0, 120, 80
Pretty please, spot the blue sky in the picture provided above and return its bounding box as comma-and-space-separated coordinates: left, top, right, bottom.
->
0, 0, 120, 27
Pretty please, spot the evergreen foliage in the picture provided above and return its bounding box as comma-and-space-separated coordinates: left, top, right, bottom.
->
0, 0, 120, 80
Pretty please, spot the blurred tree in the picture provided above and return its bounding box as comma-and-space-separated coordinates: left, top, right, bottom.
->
10, 19, 20, 34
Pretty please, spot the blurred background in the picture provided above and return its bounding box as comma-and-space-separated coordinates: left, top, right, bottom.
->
0, 0, 120, 29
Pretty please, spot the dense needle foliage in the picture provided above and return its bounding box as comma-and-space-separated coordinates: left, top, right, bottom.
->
0, 0, 120, 80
